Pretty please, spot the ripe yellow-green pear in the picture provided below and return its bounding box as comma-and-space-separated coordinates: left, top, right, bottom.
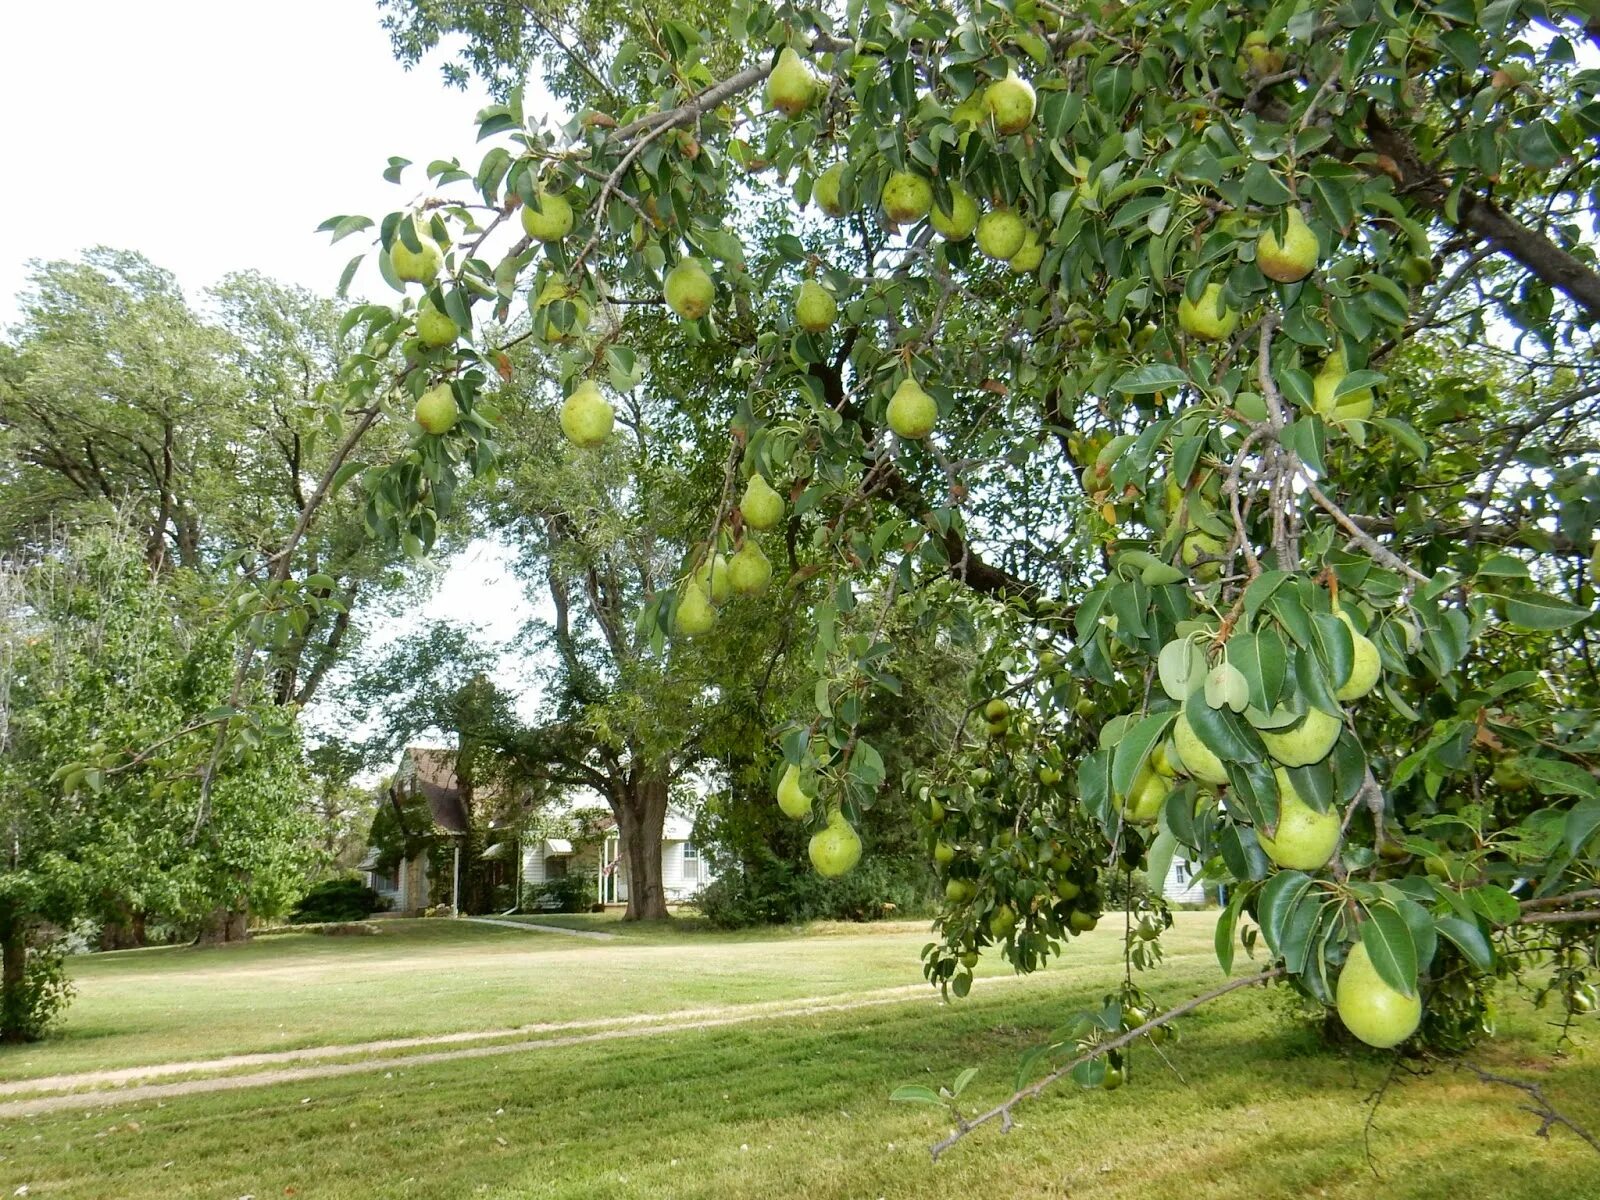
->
933, 840, 957, 865
1237, 30, 1287, 76
1335, 609, 1382, 700
390, 224, 443, 285
765, 47, 817, 117
1261, 706, 1343, 767
693, 552, 731, 604
1257, 207, 1319, 283
1069, 909, 1098, 933
1150, 740, 1178, 778
414, 384, 458, 435
951, 93, 988, 128
533, 278, 590, 342
728, 541, 772, 595
559, 381, 614, 448
794, 280, 837, 333
984, 71, 1036, 135
1121, 766, 1169, 824
813, 162, 848, 217
988, 903, 1018, 938
664, 258, 715, 320
674, 583, 717, 637
930, 185, 979, 240
882, 171, 934, 225
776, 764, 813, 820
1336, 939, 1422, 1048
1182, 529, 1227, 578
946, 878, 976, 903
416, 304, 458, 348
739, 473, 784, 530
520, 189, 574, 242
1172, 712, 1230, 786
1178, 283, 1240, 340
976, 209, 1027, 260
1257, 768, 1341, 870
1313, 350, 1375, 422
1008, 227, 1045, 273
809, 810, 862, 877
887, 378, 938, 439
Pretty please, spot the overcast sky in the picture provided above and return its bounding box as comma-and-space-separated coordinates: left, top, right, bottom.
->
0, 1, 549, 750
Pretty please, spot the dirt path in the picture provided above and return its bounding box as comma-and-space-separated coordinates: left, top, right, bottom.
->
0, 974, 1040, 1119
463, 916, 619, 940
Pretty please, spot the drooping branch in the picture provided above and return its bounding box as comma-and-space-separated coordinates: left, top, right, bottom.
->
1457, 1061, 1600, 1155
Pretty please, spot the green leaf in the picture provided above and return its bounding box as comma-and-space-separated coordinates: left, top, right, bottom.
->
1475, 554, 1529, 579
1464, 885, 1520, 927
1112, 711, 1177, 796
1563, 797, 1600, 856
890, 1085, 945, 1105
1359, 903, 1418, 998
1112, 363, 1190, 395
1259, 869, 1315, 957
1501, 591, 1591, 630
1215, 886, 1246, 975
1435, 916, 1494, 972
1518, 757, 1600, 800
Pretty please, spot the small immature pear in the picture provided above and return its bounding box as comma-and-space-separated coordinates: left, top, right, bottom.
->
976, 210, 1027, 261
1256, 207, 1319, 283
739, 473, 784, 530
693, 552, 731, 604
1236, 31, 1287, 77
984, 71, 1036, 135
728, 541, 772, 596
776, 764, 813, 820
813, 162, 848, 218
1177, 283, 1239, 340
766, 47, 817, 117
794, 280, 837, 333
881, 171, 933, 225
1334, 609, 1382, 700
559, 380, 614, 448
416, 303, 458, 348
1008, 227, 1045, 273
674, 583, 717, 637
886, 378, 938, 439
809, 810, 863, 877
390, 222, 444, 285
929, 185, 979, 241
414, 384, 458, 435
664, 258, 715, 320
520, 189, 574, 242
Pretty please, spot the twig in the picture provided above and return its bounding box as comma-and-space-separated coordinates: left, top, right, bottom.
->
1458, 1061, 1600, 1155
927, 967, 1286, 1160
1298, 470, 1430, 584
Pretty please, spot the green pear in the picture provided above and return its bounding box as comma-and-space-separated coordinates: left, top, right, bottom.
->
533, 277, 589, 342
390, 221, 443, 285
881, 171, 933, 225
933, 840, 957, 865
1336, 939, 1421, 1048
1237, 31, 1287, 77
728, 541, 772, 595
693, 552, 731, 603
665, 258, 715, 320
766, 47, 817, 117
1260, 706, 1343, 768
674, 583, 717, 637
984, 71, 1036, 135
1177, 283, 1239, 340
1008, 227, 1045, 273
1257, 207, 1319, 283
520, 189, 574, 242
414, 384, 459, 435
976, 210, 1027, 261
951, 94, 988, 129
559, 380, 614, 448
416, 303, 458, 348
887, 378, 938, 439
794, 280, 837, 332
930, 185, 979, 240
739, 473, 784, 530
776, 764, 813, 820
1171, 712, 1229, 785
988, 903, 1018, 939
813, 162, 848, 218
1257, 767, 1341, 870
1334, 609, 1382, 700
1313, 350, 1375, 422
1120, 766, 1169, 824
809, 810, 863, 877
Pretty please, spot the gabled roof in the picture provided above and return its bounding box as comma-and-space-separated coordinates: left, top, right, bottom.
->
394, 747, 474, 834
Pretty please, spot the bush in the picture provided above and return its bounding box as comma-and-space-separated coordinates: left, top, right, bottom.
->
0, 937, 73, 1043
523, 873, 594, 914
288, 878, 386, 925
696, 852, 931, 929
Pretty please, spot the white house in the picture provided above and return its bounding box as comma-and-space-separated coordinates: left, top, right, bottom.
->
595, 810, 714, 905
1159, 856, 1209, 905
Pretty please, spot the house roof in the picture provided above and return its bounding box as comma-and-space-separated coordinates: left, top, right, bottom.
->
394, 747, 479, 834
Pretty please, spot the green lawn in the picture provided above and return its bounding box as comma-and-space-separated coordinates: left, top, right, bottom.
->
1, 914, 1597, 1199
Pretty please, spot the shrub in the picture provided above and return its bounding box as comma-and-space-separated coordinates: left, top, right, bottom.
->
696, 851, 931, 929
0, 937, 73, 1043
288, 878, 386, 925
524, 873, 594, 914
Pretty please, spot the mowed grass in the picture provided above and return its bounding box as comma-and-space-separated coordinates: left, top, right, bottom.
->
1, 914, 1597, 1199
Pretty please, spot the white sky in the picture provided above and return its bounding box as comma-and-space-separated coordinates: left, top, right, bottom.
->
0, 0, 552, 752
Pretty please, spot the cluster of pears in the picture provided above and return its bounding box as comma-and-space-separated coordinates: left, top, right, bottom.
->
673, 467, 785, 637
776, 765, 863, 877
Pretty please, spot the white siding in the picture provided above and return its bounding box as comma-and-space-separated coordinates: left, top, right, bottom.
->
521, 845, 550, 886
1161, 858, 1208, 905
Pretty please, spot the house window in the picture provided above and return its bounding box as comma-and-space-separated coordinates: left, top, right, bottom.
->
1174, 863, 1188, 884
371, 869, 398, 892
683, 842, 700, 864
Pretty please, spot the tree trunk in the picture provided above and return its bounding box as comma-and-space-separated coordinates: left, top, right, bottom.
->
1, 917, 28, 1044
193, 904, 250, 945
98, 898, 148, 950
615, 774, 670, 921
